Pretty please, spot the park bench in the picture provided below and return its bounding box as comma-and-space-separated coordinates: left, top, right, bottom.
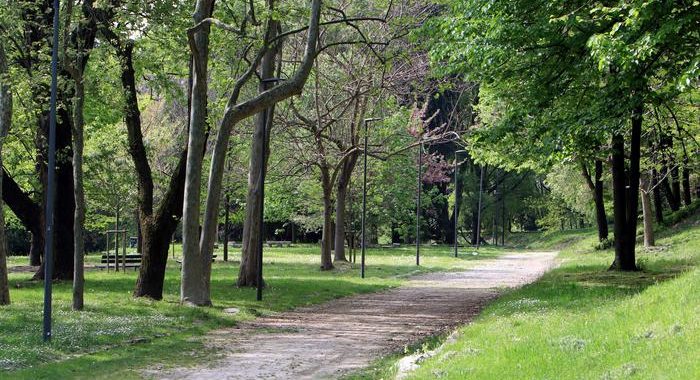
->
228, 241, 242, 248
267, 240, 292, 247
97, 253, 142, 270
175, 254, 218, 266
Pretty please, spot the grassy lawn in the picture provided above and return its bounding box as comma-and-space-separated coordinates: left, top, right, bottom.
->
0, 243, 501, 379
372, 211, 700, 380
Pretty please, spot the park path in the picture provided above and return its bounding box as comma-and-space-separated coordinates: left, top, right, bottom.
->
158, 251, 557, 380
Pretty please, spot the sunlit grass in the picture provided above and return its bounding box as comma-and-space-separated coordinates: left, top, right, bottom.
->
1, 243, 502, 378
389, 211, 700, 380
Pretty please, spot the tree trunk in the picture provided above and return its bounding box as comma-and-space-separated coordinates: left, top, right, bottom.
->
593, 160, 608, 240
320, 170, 334, 270
223, 195, 229, 262
35, 107, 76, 280
197, 1, 322, 287
236, 19, 281, 287
652, 168, 664, 224
110, 39, 191, 300
610, 106, 642, 271
470, 207, 479, 245
661, 166, 680, 211
640, 173, 654, 247
181, 0, 215, 307
610, 133, 629, 270
681, 160, 691, 206
134, 218, 173, 299
581, 160, 608, 241
29, 233, 42, 266
670, 159, 682, 207
621, 106, 642, 269
333, 155, 358, 262
71, 69, 86, 310
0, 42, 12, 305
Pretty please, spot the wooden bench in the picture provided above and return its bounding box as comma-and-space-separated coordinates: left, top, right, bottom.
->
228, 241, 242, 248
175, 254, 218, 266
266, 240, 292, 247
97, 253, 142, 270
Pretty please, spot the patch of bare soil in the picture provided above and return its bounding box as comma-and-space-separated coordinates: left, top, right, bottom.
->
157, 251, 557, 380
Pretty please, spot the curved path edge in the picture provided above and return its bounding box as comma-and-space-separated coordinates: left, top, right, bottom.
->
156, 251, 558, 380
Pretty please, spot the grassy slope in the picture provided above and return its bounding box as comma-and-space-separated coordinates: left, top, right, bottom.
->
0, 244, 501, 379
399, 211, 700, 380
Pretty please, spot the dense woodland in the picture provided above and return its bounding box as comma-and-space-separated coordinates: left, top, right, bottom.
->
0, 0, 697, 310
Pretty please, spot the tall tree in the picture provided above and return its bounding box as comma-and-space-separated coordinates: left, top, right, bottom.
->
0, 40, 12, 305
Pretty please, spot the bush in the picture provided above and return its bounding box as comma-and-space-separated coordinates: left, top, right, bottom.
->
594, 237, 613, 251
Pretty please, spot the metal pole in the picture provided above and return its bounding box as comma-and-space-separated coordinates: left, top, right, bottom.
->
416, 143, 422, 266
476, 164, 485, 249
43, 0, 60, 342
361, 119, 368, 278
106, 232, 110, 273
115, 206, 120, 272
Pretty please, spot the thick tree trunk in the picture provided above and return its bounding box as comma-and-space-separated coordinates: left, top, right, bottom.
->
610, 133, 629, 270
610, 105, 642, 271
640, 173, 654, 247
333, 155, 358, 262
72, 71, 86, 310
181, 0, 215, 307
621, 106, 642, 269
681, 161, 691, 206
134, 219, 172, 299
0, 43, 12, 305
35, 107, 76, 280
29, 233, 42, 266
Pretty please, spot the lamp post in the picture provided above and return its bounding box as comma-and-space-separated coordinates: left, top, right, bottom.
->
416, 142, 423, 266
454, 150, 466, 257
361, 118, 379, 278
43, 0, 60, 342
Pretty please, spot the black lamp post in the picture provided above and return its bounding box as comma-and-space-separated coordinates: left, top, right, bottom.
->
454, 149, 466, 257
360, 118, 379, 278
43, 0, 60, 342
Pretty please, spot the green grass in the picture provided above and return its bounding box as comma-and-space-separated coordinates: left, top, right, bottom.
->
0, 244, 501, 379
383, 211, 700, 380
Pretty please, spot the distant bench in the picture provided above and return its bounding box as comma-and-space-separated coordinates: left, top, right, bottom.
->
267, 240, 292, 247
175, 254, 218, 266
97, 253, 142, 270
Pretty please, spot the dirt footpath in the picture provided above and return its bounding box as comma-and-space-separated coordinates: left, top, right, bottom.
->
159, 251, 557, 380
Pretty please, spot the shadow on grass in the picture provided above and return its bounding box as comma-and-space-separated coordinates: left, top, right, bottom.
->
489, 257, 694, 319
